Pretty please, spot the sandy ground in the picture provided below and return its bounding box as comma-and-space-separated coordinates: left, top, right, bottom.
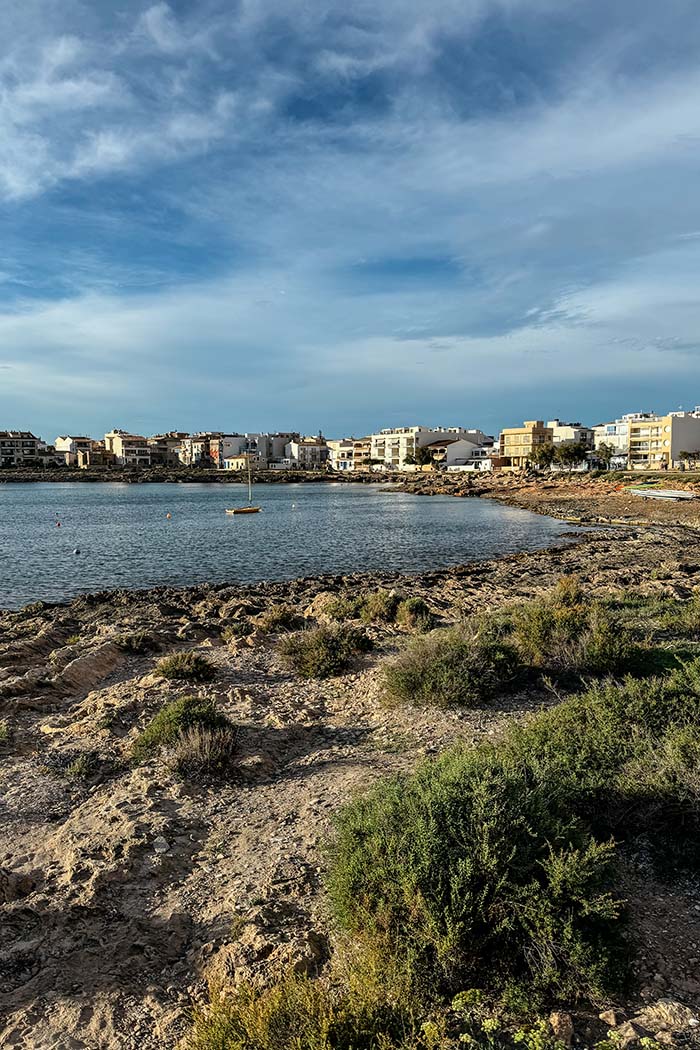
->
2, 478, 700, 1048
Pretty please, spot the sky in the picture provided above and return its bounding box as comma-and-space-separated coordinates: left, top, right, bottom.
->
1, 0, 700, 441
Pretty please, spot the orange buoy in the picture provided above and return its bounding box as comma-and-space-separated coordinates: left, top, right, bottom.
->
166, 512, 172, 519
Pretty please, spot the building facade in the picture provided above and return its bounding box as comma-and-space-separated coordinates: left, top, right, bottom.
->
284, 435, 329, 470
104, 430, 151, 467
54, 436, 93, 465
0, 431, 42, 467
369, 426, 488, 471
546, 420, 594, 447
628, 412, 700, 469
499, 421, 553, 468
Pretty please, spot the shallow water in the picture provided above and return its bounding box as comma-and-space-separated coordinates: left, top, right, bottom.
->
0, 482, 580, 610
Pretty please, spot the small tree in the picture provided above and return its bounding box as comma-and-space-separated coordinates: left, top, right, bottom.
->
555, 442, 589, 472
414, 446, 433, 467
403, 453, 416, 466
529, 443, 556, 470
596, 442, 616, 469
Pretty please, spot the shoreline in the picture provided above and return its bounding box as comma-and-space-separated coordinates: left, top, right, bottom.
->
2, 494, 700, 1047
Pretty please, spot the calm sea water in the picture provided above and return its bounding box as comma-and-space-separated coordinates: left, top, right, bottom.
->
0, 482, 579, 610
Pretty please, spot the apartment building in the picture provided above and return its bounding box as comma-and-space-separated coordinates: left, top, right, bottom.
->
369, 426, 487, 471
54, 436, 93, 465
499, 421, 553, 467
628, 411, 700, 469
0, 431, 41, 467
546, 420, 594, 447
327, 439, 356, 471
147, 432, 189, 466
284, 435, 329, 470
104, 429, 151, 467
592, 413, 657, 466
77, 441, 117, 469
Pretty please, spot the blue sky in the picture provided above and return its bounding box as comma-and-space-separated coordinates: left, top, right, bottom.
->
1, 0, 700, 440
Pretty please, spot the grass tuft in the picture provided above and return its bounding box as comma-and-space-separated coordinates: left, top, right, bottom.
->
131, 695, 229, 763
164, 725, 238, 779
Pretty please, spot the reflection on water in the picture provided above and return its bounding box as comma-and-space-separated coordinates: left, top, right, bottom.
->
0, 482, 579, 610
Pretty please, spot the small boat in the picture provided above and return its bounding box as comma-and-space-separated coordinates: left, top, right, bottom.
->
225, 455, 261, 514
628, 488, 697, 501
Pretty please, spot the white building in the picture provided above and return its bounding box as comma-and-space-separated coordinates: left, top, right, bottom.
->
369, 426, 489, 471
284, 435, 329, 470
592, 412, 658, 467
54, 435, 93, 465
327, 439, 356, 471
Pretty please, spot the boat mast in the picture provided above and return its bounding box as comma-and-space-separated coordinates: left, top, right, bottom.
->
247, 454, 253, 504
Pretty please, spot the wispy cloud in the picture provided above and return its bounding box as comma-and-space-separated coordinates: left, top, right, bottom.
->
1, 0, 700, 436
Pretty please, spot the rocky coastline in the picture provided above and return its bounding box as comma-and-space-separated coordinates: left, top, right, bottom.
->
2, 478, 700, 1048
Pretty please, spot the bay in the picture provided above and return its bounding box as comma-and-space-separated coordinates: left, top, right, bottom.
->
0, 482, 580, 610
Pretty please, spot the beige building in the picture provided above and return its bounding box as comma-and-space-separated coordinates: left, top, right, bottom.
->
546, 420, 594, 447
628, 412, 700, 469
104, 429, 151, 467
499, 420, 553, 468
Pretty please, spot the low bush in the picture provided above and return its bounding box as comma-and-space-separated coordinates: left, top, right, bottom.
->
164, 725, 238, 779
510, 579, 631, 676
327, 659, 700, 1005
132, 695, 229, 763
154, 651, 217, 682
312, 593, 365, 621
115, 631, 159, 654
279, 625, 372, 679
382, 625, 521, 708
256, 604, 305, 634
359, 589, 403, 624
65, 752, 98, 780
221, 621, 254, 643
0, 720, 9, 744
395, 597, 435, 631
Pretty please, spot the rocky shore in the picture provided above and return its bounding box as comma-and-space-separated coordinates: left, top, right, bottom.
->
2, 479, 700, 1048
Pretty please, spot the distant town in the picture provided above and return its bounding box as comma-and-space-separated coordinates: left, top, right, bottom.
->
3, 406, 700, 473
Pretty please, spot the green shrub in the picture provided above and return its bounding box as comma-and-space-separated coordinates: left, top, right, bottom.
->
395, 597, 435, 631
164, 725, 238, 779
221, 621, 254, 642
382, 625, 521, 708
510, 581, 631, 675
132, 695, 229, 763
66, 633, 81, 646
310, 593, 365, 621
359, 590, 403, 624
115, 631, 158, 653
65, 752, 98, 780
0, 720, 9, 744
257, 604, 304, 634
154, 651, 217, 682
279, 625, 372, 679
328, 659, 700, 1005
327, 750, 623, 1005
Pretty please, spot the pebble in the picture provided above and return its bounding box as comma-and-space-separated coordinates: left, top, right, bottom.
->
153, 836, 170, 854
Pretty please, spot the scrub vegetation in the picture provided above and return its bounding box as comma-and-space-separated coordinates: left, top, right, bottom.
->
189, 581, 700, 1049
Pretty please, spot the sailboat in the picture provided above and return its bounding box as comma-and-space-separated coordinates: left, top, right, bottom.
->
225, 455, 261, 514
